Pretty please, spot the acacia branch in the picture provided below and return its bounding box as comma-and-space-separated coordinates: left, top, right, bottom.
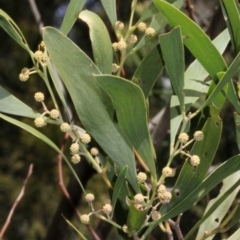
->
0, 164, 33, 240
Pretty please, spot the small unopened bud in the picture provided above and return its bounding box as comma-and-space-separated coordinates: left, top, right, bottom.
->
34, 50, 44, 61
117, 40, 127, 51
34, 92, 44, 102
158, 191, 172, 204
138, 22, 147, 32
145, 27, 155, 37
80, 214, 90, 224
194, 131, 204, 141
190, 155, 200, 166
85, 193, 95, 203
114, 21, 124, 30
178, 132, 189, 143
157, 184, 166, 193
112, 63, 120, 73
19, 68, 30, 81
122, 224, 128, 233
134, 193, 144, 204
151, 211, 161, 221
80, 133, 91, 144
60, 122, 71, 132
50, 109, 60, 119
90, 147, 99, 156
127, 34, 138, 44
137, 172, 147, 183
112, 42, 118, 51
71, 154, 81, 164
70, 142, 79, 154
103, 203, 112, 215
34, 117, 46, 127
162, 167, 175, 177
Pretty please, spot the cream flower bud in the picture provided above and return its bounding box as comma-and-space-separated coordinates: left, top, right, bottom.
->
127, 34, 138, 44
103, 203, 113, 215
145, 27, 155, 37
194, 131, 204, 141
60, 122, 71, 132
34, 117, 46, 127
157, 184, 166, 193
190, 155, 200, 166
34, 50, 44, 61
80, 214, 90, 224
70, 142, 79, 154
85, 193, 95, 203
134, 193, 144, 204
117, 40, 127, 51
122, 224, 128, 233
19, 68, 30, 81
90, 147, 99, 156
137, 172, 147, 183
71, 154, 81, 164
137, 22, 147, 32
112, 42, 118, 51
162, 167, 175, 177
178, 132, 189, 143
50, 109, 60, 119
158, 191, 172, 204
34, 92, 44, 102
80, 133, 91, 144
114, 21, 124, 30
112, 63, 120, 73
151, 211, 161, 221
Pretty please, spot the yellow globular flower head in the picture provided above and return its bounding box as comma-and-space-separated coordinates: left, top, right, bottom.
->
178, 132, 189, 144
157, 184, 166, 193
34, 50, 44, 61
50, 109, 60, 119
112, 63, 120, 73
137, 22, 147, 32
134, 193, 144, 204
71, 154, 81, 164
60, 122, 71, 132
80, 133, 91, 144
158, 191, 172, 204
194, 131, 204, 141
190, 155, 200, 166
19, 68, 30, 82
70, 142, 80, 154
34, 92, 44, 102
103, 203, 113, 215
122, 225, 128, 233
162, 166, 175, 177
85, 193, 95, 203
127, 34, 138, 44
145, 27, 155, 37
112, 42, 118, 51
151, 211, 161, 221
34, 117, 46, 128
114, 21, 124, 30
80, 214, 90, 224
90, 147, 99, 156
117, 39, 127, 51
137, 172, 147, 183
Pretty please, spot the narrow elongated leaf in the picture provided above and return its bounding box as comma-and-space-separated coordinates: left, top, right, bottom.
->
234, 112, 240, 151
0, 113, 84, 191
0, 10, 31, 53
79, 10, 112, 74
132, 45, 163, 98
154, 0, 227, 78
160, 27, 185, 112
0, 86, 39, 118
43, 27, 139, 191
95, 75, 156, 178
100, 0, 117, 25
221, 0, 240, 53
60, 0, 85, 35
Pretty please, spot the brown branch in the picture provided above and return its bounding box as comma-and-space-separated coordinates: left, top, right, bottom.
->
167, 214, 184, 240
185, 0, 195, 22
0, 164, 33, 240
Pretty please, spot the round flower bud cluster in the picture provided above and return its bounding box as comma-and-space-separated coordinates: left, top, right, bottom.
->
117, 39, 127, 51
50, 109, 60, 119
34, 50, 44, 61
40, 41, 45, 49
114, 21, 124, 30
157, 184, 166, 193
103, 203, 113, 215
34, 92, 44, 102
137, 22, 147, 32
137, 172, 147, 183
122, 225, 128, 233
34, 117, 46, 128
60, 122, 71, 132
151, 211, 161, 221
80, 214, 90, 224
134, 193, 145, 204
178, 132, 189, 143
71, 154, 81, 164
112, 42, 119, 51
194, 131, 204, 141
145, 27, 155, 37
85, 193, 95, 203
112, 63, 120, 73
80, 133, 91, 144
162, 166, 175, 177
70, 142, 79, 154
158, 191, 172, 204
190, 155, 200, 166
19, 68, 30, 82
127, 34, 138, 44
90, 147, 99, 156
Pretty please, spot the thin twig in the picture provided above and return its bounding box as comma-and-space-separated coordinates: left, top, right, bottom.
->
57, 133, 101, 240
168, 215, 184, 240
185, 0, 195, 22
28, 0, 44, 34
0, 164, 34, 240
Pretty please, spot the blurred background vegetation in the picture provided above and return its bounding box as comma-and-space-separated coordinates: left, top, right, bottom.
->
0, 0, 238, 239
